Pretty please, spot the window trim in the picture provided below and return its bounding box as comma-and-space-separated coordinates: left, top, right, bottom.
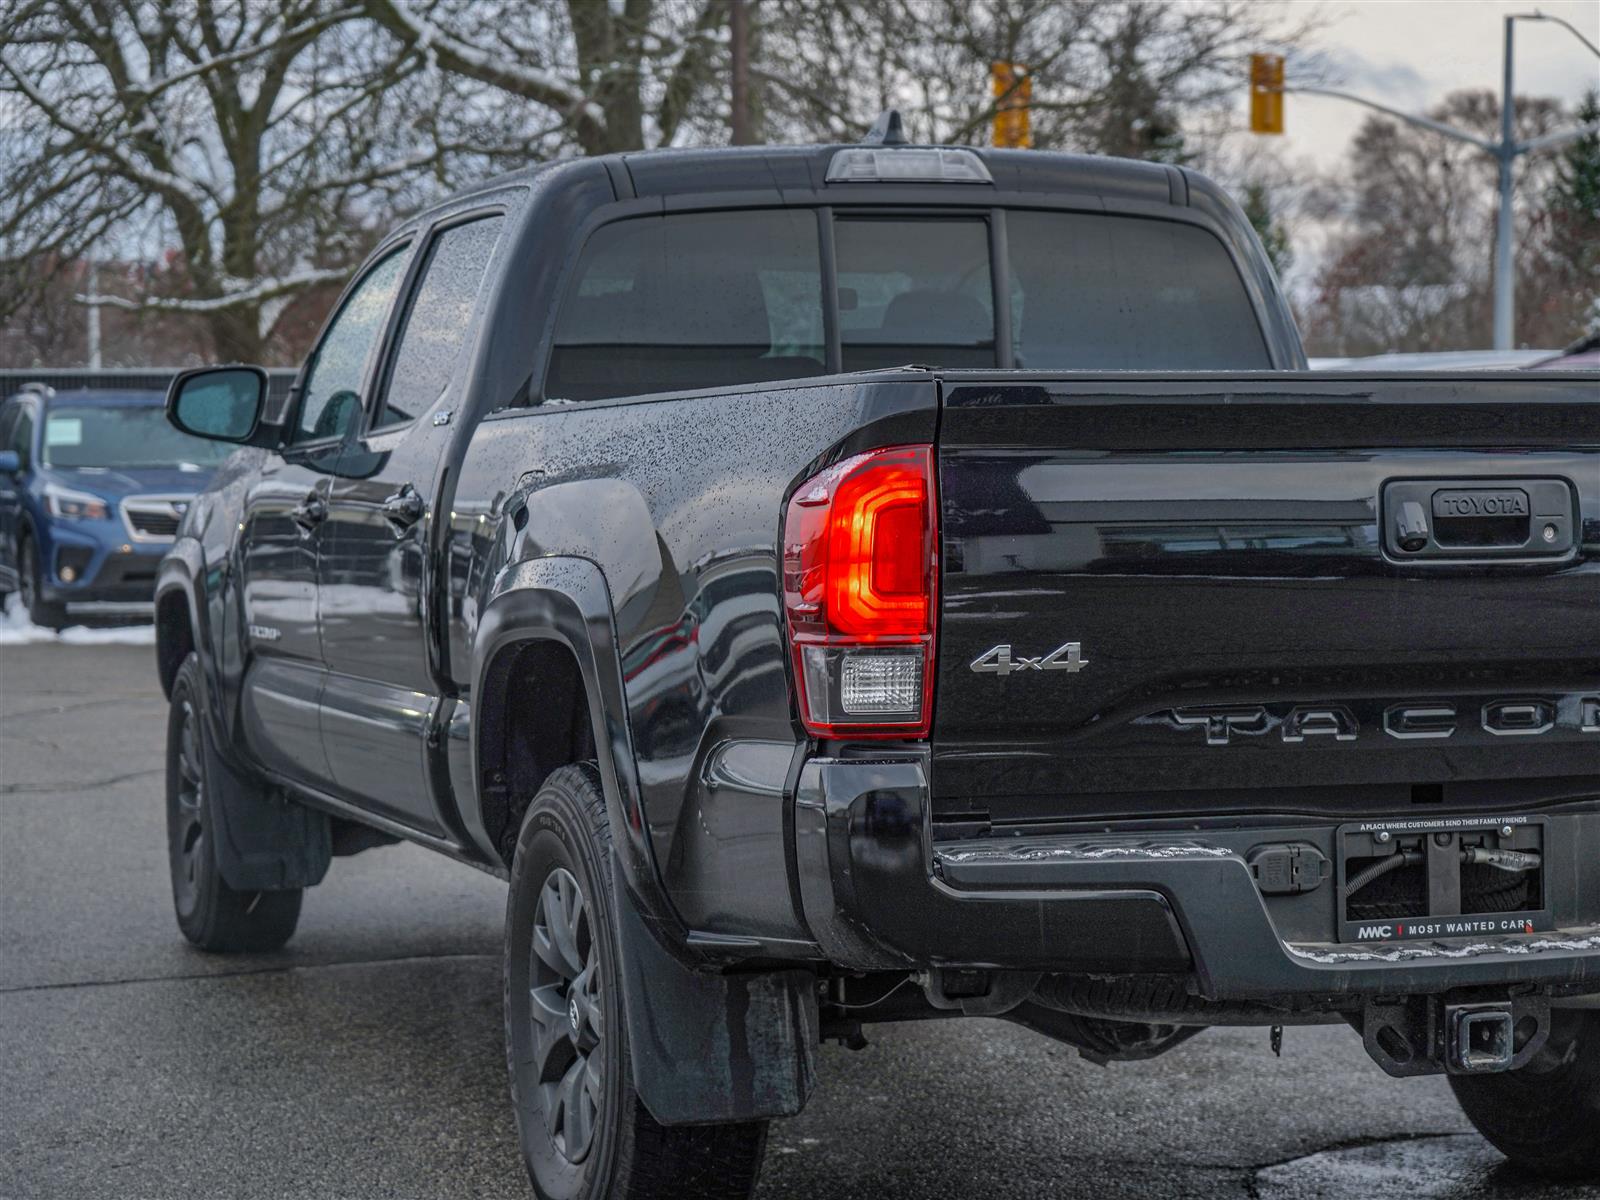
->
287, 238, 414, 449
362, 205, 508, 439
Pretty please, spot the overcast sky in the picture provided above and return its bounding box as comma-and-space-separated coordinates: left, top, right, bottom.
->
1260, 0, 1600, 169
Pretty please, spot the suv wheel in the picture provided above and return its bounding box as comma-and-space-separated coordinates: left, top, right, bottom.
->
19, 534, 66, 631
504, 763, 767, 1200
1451, 1009, 1600, 1180
166, 652, 302, 952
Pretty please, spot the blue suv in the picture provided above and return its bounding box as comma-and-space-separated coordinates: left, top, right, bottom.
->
0, 386, 235, 629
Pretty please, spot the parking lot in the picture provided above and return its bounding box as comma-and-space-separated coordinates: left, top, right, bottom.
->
2, 636, 1595, 1200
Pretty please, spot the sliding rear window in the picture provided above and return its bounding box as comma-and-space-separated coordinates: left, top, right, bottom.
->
544, 204, 1269, 403
1006, 210, 1269, 369
546, 210, 825, 403
835, 217, 995, 371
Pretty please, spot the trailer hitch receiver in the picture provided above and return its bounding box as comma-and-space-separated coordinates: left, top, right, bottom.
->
1447, 1004, 1516, 1074
1361, 995, 1548, 1078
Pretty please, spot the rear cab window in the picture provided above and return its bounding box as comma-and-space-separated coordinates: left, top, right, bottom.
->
543, 203, 1268, 403
835, 217, 995, 371
547, 210, 825, 403
1005, 210, 1270, 369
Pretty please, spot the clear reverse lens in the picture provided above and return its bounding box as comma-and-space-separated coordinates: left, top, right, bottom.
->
840, 649, 923, 715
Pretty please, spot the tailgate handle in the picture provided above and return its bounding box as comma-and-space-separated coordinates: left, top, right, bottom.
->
1430, 488, 1529, 547
1383, 479, 1574, 561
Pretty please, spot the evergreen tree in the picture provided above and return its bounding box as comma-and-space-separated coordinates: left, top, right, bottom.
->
1242, 182, 1292, 277
1544, 88, 1600, 333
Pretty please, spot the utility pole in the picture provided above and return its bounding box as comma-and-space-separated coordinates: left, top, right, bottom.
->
729, 0, 753, 145
86, 256, 101, 371
1259, 13, 1600, 348
1494, 16, 1518, 350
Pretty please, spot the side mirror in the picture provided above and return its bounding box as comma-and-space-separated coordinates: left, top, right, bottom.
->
166, 366, 272, 445
0, 450, 19, 474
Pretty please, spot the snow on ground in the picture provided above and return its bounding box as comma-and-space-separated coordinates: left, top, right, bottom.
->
0, 595, 155, 646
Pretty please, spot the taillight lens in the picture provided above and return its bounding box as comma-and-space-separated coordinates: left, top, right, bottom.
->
783, 445, 937, 738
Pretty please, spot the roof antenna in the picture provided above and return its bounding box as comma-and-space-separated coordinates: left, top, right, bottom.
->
861, 109, 909, 146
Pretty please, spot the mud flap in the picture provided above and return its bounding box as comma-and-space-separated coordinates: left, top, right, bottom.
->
613, 861, 817, 1125
201, 710, 331, 892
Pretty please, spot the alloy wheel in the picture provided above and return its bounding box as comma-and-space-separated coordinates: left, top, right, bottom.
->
528, 866, 604, 1165
171, 699, 207, 917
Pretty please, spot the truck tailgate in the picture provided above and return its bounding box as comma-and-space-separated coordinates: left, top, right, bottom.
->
933, 372, 1599, 828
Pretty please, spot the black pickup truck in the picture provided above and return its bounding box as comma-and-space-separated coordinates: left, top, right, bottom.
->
154, 128, 1600, 1197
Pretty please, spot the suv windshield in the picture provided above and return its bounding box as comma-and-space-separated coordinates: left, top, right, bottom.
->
42, 405, 237, 469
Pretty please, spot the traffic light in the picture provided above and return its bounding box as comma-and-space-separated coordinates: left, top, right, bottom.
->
992, 62, 1032, 149
1250, 53, 1285, 135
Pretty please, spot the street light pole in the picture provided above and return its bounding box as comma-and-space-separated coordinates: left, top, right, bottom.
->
1493, 16, 1517, 350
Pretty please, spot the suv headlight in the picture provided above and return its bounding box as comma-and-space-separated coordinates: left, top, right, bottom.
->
44, 483, 110, 520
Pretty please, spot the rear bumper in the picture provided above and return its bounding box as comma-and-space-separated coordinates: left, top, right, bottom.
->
794, 755, 1600, 1000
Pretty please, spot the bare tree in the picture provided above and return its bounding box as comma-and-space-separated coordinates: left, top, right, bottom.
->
0, 0, 494, 363
756, 0, 1315, 154
362, 0, 738, 153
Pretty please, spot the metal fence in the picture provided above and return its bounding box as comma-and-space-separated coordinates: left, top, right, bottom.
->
1, 368, 298, 404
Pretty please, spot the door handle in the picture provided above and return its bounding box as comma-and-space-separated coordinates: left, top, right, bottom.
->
381, 485, 425, 533
291, 494, 327, 532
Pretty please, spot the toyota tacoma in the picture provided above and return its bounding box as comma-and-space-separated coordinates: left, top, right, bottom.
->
153, 120, 1600, 1197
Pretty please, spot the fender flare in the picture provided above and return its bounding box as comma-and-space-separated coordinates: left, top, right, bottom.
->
154, 542, 209, 699
156, 543, 330, 891
470, 554, 674, 940
472, 555, 817, 1125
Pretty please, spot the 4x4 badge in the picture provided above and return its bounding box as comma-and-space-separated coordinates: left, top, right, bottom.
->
969, 641, 1088, 677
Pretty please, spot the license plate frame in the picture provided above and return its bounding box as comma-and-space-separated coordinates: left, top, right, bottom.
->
1335, 815, 1551, 944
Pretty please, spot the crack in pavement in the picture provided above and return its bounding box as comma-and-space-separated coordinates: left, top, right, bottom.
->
1, 695, 158, 721
1247, 1131, 1466, 1174
0, 951, 498, 997
1, 767, 163, 795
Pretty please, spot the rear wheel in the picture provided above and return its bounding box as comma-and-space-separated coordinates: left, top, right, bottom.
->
166, 652, 302, 952
504, 763, 767, 1200
18, 534, 66, 631
1450, 1009, 1600, 1180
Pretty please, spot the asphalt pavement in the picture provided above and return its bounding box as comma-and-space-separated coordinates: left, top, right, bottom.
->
2, 638, 1596, 1200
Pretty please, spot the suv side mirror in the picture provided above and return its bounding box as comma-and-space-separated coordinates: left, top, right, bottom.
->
167, 366, 274, 446
0, 450, 19, 474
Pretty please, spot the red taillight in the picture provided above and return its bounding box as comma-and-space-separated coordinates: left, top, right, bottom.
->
783, 445, 937, 738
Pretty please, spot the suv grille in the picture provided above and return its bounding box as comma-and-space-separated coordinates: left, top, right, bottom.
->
122, 497, 190, 542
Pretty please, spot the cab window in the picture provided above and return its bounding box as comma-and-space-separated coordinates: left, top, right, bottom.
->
546, 210, 825, 403
296, 246, 409, 442
834, 217, 995, 371
374, 216, 503, 429
1005, 210, 1269, 369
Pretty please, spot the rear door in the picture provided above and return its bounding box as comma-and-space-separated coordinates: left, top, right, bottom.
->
238, 244, 410, 787
933, 372, 1600, 829
316, 212, 504, 835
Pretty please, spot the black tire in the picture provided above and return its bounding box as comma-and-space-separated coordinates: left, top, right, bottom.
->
166, 652, 302, 952
1450, 1009, 1600, 1180
18, 533, 67, 631
504, 763, 767, 1200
